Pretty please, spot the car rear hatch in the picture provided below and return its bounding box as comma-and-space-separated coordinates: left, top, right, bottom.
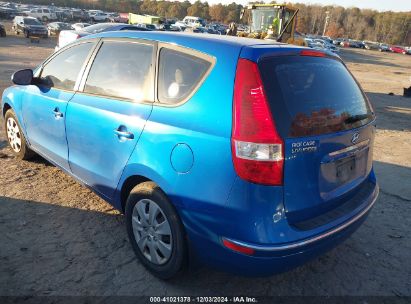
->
256, 49, 376, 225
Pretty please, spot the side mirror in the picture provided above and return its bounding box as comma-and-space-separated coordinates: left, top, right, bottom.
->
11, 69, 33, 85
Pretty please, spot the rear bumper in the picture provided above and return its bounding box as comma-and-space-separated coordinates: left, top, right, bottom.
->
181, 180, 379, 276
223, 184, 378, 253
189, 210, 370, 276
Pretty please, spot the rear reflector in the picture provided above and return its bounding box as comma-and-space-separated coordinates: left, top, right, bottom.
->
222, 238, 255, 255
231, 58, 284, 185
300, 49, 326, 57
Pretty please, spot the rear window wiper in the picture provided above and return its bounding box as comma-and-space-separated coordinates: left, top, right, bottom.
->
344, 114, 370, 124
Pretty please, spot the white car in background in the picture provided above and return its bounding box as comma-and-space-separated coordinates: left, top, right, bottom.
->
55, 23, 150, 52
26, 8, 57, 22
89, 11, 110, 22
71, 23, 91, 31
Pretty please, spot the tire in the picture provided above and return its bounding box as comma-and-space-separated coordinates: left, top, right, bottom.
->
4, 109, 34, 160
125, 182, 187, 279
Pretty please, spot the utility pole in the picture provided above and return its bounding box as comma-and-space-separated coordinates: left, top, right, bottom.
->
323, 11, 330, 36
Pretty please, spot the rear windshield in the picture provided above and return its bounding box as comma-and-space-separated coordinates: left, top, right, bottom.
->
259, 56, 374, 138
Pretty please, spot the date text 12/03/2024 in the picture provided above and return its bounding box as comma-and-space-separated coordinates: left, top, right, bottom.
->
149, 296, 258, 303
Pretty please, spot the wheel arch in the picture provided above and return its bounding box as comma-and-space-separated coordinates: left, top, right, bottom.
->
2, 102, 11, 117
119, 174, 151, 213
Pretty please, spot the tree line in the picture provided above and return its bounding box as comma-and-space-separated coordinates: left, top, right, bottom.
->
16, 0, 411, 45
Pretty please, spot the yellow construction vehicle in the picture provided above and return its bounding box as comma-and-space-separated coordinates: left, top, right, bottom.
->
239, 4, 306, 46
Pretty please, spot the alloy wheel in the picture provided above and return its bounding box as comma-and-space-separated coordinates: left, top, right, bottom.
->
6, 117, 22, 153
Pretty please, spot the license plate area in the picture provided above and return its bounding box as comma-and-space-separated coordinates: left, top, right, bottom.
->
336, 156, 356, 183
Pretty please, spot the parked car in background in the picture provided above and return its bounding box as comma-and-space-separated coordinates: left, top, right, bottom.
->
390, 45, 408, 54
71, 22, 91, 31
364, 42, 379, 50
348, 40, 364, 48
305, 38, 338, 53
12, 16, 48, 38
107, 13, 119, 22
313, 39, 339, 52
89, 11, 110, 23
321, 36, 333, 44
47, 22, 72, 36
0, 22, 6, 37
55, 23, 151, 51
378, 44, 389, 52
206, 24, 223, 35
54, 10, 71, 22
175, 16, 205, 29
70, 10, 90, 22
0, 5, 18, 19
191, 26, 208, 33
182, 16, 206, 27
113, 12, 130, 23
26, 7, 57, 22
333, 38, 343, 45
159, 24, 181, 32
340, 40, 350, 47
2, 31, 378, 279
134, 23, 157, 30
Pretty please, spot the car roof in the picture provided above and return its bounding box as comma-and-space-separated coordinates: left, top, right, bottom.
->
87, 30, 285, 50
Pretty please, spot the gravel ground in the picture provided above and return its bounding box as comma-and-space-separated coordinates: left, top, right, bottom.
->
0, 22, 410, 296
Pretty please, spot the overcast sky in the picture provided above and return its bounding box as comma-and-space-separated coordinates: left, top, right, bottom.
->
206, 0, 411, 12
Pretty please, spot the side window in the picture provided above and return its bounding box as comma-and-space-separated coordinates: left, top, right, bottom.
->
40, 42, 94, 91
158, 48, 212, 105
84, 41, 154, 102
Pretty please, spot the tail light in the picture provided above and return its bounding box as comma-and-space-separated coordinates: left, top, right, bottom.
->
300, 49, 326, 57
231, 59, 283, 186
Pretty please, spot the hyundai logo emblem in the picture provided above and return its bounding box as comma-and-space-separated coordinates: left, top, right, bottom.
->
351, 132, 360, 144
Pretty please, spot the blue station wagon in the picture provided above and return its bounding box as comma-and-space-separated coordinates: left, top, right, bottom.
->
1, 31, 379, 279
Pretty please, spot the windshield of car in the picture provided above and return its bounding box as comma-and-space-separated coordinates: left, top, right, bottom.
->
83, 23, 113, 33
24, 18, 41, 25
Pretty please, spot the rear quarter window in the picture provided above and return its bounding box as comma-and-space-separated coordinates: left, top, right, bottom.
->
157, 48, 212, 105
259, 56, 374, 138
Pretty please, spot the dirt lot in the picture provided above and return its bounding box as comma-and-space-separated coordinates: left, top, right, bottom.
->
0, 22, 411, 296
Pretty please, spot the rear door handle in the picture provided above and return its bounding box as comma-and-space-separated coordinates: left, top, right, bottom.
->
53, 107, 63, 119
114, 127, 134, 140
